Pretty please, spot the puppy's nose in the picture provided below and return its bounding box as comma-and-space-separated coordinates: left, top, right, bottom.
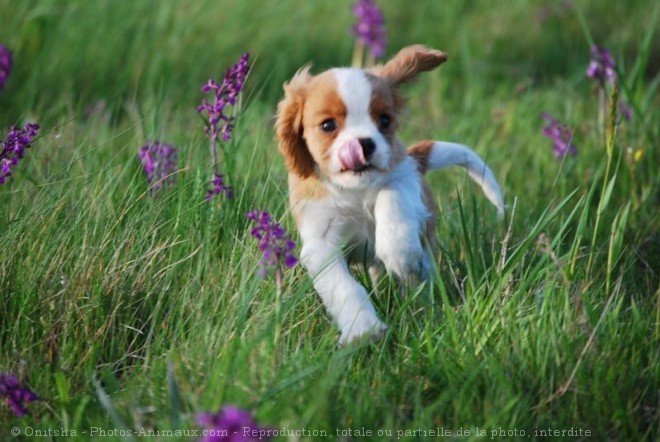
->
358, 138, 376, 158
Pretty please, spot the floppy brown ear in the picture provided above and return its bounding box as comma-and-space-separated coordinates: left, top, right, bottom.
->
369, 45, 447, 86
275, 66, 316, 178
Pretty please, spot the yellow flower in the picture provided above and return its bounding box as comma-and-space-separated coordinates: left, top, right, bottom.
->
625, 147, 644, 165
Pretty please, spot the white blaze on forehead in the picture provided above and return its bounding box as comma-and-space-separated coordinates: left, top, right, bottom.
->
327, 68, 392, 188
333, 68, 373, 127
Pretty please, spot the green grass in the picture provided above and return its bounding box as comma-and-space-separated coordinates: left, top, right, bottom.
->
1, 0, 659, 440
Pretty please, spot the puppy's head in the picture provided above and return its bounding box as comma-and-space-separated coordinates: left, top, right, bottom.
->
276, 45, 447, 189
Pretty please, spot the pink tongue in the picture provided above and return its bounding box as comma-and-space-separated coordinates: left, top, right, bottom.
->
338, 140, 368, 171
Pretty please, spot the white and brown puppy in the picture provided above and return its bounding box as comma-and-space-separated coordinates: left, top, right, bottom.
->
276, 45, 504, 345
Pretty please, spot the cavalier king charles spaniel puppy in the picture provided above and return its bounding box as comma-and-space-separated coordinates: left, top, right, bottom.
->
276, 45, 505, 345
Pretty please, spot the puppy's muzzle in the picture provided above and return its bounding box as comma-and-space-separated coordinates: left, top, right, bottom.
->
338, 138, 376, 172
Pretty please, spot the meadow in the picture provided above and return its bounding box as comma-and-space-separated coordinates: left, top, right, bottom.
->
1, 0, 659, 440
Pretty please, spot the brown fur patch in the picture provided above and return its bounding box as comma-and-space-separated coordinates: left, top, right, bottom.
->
303, 72, 346, 129
300, 72, 347, 175
369, 45, 447, 87
408, 140, 435, 174
368, 80, 399, 134
275, 67, 316, 178
364, 74, 409, 172
277, 71, 344, 224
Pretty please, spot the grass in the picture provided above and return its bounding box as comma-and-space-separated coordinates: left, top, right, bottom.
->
1, 0, 659, 440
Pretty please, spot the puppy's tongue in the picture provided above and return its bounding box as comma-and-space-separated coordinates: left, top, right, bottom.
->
338, 140, 368, 171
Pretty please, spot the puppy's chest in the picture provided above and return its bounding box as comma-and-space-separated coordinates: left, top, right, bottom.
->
330, 193, 379, 252
331, 201, 376, 264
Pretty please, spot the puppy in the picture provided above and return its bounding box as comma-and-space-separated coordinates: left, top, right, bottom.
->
275, 45, 504, 345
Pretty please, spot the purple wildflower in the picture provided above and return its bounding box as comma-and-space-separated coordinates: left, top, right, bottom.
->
542, 113, 577, 158
586, 45, 632, 125
0, 44, 11, 90
196, 406, 271, 442
198, 53, 250, 201
205, 173, 233, 201
138, 141, 178, 194
351, 0, 387, 58
0, 373, 38, 417
618, 101, 633, 122
247, 210, 298, 282
586, 45, 616, 86
197, 53, 250, 143
0, 123, 39, 184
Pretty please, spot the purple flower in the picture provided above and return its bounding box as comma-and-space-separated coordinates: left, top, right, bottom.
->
0, 44, 11, 90
197, 53, 250, 143
618, 101, 633, 122
196, 406, 271, 442
198, 53, 250, 201
0, 123, 40, 184
351, 0, 387, 58
0, 373, 38, 417
586, 45, 632, 124
138, 141, 178, 194
247, 210, 298, 281
205, 173, 233, 201
542, 113, 577, 158
586, 45, 616, 86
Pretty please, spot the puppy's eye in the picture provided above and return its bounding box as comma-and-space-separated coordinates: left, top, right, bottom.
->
320, 118, 337, 133
378, 114, 391, 130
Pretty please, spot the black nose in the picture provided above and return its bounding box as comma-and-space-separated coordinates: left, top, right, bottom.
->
358, 138, 376, 158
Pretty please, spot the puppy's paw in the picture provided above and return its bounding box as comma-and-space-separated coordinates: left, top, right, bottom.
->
338, 315, 387, 347
378, 242, 430, 284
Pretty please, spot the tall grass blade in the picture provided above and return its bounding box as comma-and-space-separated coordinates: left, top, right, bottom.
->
93, 377, 135, 442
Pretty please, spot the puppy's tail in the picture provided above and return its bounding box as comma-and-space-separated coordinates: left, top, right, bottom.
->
409, 140, 505, 218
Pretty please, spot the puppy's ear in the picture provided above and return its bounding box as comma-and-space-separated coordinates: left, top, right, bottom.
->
369, 45, 447, 86
276, 66, 316, 178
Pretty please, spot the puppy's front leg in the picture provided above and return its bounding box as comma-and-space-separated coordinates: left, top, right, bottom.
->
374, 163, 431, 284
299, 215, 386, 345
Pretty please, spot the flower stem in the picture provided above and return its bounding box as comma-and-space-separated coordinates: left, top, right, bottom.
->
352, 41, 365, 68
598, 86, 606, 145
210, 130, 219, 175
274, 269, 283, 344
586, 82, 619, 284
365, 51, 375, 68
